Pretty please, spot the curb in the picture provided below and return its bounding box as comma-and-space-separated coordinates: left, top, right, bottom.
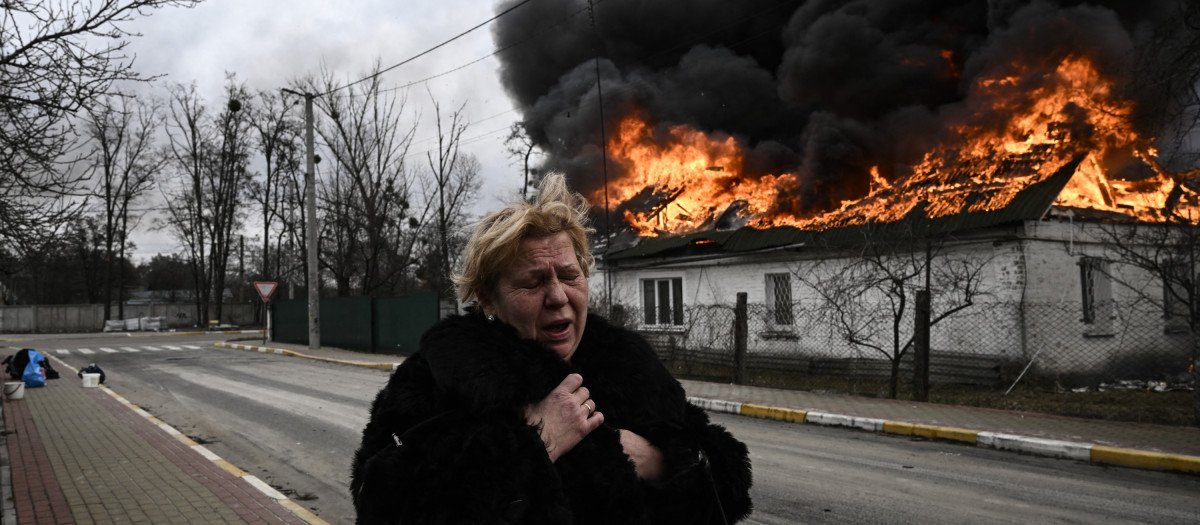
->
215, 342, 400, 371
101, 386, 331, 525
46, 354, 330, 525
688, 397, 1200, 475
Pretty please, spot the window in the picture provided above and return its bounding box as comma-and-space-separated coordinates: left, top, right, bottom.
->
642, 277, 683, 326
765, 273, 794, 326
1162, 259, 1191, 333
1079, 257, 1112, 334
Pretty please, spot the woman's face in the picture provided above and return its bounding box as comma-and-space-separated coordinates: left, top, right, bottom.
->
480, 232, 589, 360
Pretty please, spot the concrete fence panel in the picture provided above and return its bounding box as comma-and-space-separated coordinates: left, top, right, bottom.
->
0, 306, 34, 332
0, 303, 258, 333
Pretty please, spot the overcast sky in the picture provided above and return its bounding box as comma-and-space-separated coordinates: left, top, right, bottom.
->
117, 0, 526, 260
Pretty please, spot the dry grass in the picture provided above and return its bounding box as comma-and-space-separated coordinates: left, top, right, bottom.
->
930, 386, 1195, 427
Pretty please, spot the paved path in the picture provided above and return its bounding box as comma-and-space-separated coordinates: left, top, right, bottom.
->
1, 353, 324, 525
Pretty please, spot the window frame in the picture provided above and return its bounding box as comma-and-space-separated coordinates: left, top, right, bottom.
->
640, 277, 685, 328
764, 272, 795, 328
1079, 257, 1114, 336
1162, 258, 1192, 334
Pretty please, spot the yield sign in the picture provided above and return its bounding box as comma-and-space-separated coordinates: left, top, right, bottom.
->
254, 281, 278, 302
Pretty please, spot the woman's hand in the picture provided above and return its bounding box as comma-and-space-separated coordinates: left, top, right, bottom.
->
618, 429, 664, 482
525, 373, 603, 462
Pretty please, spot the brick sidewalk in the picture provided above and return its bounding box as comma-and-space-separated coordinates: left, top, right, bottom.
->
2, 372, 312, 524
4, 389, 71, 524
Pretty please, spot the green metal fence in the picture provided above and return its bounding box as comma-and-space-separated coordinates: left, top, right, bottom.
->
272, 299, 309, 344
322, 296, 374, 350
271, 293, 439, 354
374, 293, 440, 354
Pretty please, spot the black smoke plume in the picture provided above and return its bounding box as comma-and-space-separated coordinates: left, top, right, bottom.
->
491, 0, 1183, 231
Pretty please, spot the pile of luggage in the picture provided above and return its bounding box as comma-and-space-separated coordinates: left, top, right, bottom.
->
2, 349, 61, 388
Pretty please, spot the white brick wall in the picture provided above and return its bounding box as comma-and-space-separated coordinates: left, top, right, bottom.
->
595, 218, 1192, 378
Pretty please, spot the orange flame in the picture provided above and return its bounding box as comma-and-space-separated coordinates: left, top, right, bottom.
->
599, 55, 1200, 237
600, 115, 804, 235
912, 55, 1198, 224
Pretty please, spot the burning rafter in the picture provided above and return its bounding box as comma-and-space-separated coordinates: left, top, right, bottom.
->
597, 55, 1200, 238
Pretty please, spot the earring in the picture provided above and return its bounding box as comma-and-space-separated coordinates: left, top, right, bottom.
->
486, 314, 495, 322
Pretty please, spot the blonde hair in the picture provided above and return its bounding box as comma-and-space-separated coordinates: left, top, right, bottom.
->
454, 173, 595, 305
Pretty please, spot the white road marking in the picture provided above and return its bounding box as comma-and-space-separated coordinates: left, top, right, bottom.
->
151, 366, 368, 432
77, 348, 95, 355
121, 347, 140, 353
144, 346, 164, 351
99, 347, 119, 353
163, 345, 183, 351
182, 345, 202, 350
55, 349, 69, 354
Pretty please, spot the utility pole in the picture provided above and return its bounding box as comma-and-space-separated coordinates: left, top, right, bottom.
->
283, 88, 320, 349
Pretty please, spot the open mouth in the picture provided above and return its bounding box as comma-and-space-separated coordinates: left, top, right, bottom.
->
544, 321, 571, 337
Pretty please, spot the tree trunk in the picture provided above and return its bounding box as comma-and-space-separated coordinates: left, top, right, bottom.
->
889, 290, 904, 399
117, 203, 133, 320
117, 229, 126, 320
103, 201, 114, 320
522, 141, 532, 200
191, 259, 206, 328
103, 250, 113, 319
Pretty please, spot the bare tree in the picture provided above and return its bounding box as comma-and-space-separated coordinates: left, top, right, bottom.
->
247, 89, 302, 282
84, 93, 163, 319
1095, 218, 1200, 425
423, 97, 481, 298
1128, 2, 1200, 169
420, 153, 482, 298
273, 154, 312, 299
140, 252, 191, 302
162, 82, 212, 323
503, 120, 542, 200
3, 216, 106, 304
161, 78, 252, 325
319, 160, 362, 295
793, 222, 993, 399
304, 66, 423, 296
205, 79, 253, 321
0, 0, 200, 262
66, 216, 106, 304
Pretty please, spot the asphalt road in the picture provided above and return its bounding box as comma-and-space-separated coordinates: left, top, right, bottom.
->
26, 333, 1200, 524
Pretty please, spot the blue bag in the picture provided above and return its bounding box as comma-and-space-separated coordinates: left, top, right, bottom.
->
22, 350, 46, 388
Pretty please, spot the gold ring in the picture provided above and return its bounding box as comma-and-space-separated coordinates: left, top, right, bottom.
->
584, 400, 594, 414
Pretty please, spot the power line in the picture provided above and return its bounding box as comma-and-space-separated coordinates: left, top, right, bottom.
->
332, 0, 602, 100
321, 2, 605, 154
369, 0, 786, 151
319, 0, 537, 97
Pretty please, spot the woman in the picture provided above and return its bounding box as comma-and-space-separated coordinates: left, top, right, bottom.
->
351, 174, 752, 524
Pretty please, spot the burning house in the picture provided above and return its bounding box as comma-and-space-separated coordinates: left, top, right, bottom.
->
492, 1, 1199, 386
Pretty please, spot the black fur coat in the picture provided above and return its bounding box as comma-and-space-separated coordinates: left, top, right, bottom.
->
351, 312, 753, 524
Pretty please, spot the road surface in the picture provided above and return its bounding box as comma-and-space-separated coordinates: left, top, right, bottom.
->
26, 333, 1200, 524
